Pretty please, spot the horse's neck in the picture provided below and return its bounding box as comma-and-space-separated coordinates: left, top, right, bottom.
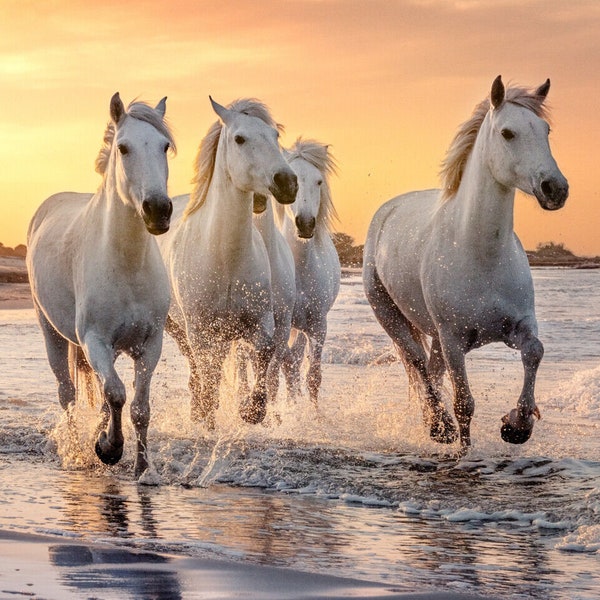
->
450, 134, 516, 255
90, 180, 153, 269
196, 156, 254, 258
254, 201, 276, 252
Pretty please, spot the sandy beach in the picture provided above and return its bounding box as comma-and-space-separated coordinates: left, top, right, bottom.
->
0, 529, 497, 600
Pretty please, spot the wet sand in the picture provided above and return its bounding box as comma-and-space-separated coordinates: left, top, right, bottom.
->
0, 529, 497, 600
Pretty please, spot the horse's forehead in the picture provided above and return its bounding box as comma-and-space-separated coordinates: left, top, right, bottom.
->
493, 103, 545, 130
117, 116, 166, 144
290, 157, 320, 180
228, 111, 275, 137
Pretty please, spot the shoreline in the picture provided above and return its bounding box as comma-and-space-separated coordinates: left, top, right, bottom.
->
0, 528, 497, 600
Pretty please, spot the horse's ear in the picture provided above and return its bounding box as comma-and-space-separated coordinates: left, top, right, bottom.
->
110, 92, 125, 125
155, 96, 167, 119
209, 96, 232, 125
535, 79, 551, 100
491, 75, 505, 109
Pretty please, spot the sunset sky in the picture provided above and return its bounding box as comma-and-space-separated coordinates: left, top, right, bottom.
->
1, 0, 599, 254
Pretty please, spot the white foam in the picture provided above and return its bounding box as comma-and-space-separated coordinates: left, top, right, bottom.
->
557, 524, 600, 553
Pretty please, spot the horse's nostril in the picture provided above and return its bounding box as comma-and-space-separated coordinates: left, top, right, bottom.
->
295, 215, 301, 228
142, 199, 151, 215
541, 180, 553, 197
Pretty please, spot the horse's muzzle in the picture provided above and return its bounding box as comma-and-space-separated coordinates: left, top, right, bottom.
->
252, 193, 268, 215
142, 196, 173, 235
270, 170, 298, 205
295, 215, 316, 239
535, 175, 569, 211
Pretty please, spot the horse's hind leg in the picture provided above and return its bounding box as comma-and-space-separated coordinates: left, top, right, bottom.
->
363, 268, 457, 444
34, 303, 75, 410
282, 330, 306, 400
500, 322, 543, 444
306, 323, 327, 407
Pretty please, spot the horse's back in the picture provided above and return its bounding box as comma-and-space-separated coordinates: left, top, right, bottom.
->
28, 192, 92, 241
27, 192, 93, 335
364, 189, 439, 280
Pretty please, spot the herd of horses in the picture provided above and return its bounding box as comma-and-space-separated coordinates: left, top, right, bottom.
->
26, 76, 568, 480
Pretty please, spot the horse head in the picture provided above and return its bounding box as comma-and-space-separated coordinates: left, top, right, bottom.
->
108, 93, 175, 235
487, 76, 569, 211
285, 139, 337, 240
210, 98, 298, 206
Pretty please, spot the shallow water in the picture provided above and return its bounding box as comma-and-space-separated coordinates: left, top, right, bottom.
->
1, 269, 599, 599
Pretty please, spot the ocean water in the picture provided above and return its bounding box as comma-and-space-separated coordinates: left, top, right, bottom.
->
0, 268, 599, 599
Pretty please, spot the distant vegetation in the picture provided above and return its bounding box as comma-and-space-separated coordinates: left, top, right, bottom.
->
332, 233, 363, 268
0, 243, 26, 258
527, 241, 599, 267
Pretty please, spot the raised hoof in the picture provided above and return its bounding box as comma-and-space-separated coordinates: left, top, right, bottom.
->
500, 421, 533, 444
239, 393, 267, 425
430, 412, 459, 444
95, 431, 123, 466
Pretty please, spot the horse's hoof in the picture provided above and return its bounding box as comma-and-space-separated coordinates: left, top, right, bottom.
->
500, 421, 533, 444
95, 431, 123, 466
239, 394, 267, 425
430, 412, 459, 444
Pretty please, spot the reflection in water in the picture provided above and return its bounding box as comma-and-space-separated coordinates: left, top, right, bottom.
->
48, 544, 182, 600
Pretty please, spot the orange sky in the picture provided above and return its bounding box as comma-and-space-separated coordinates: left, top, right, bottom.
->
2, 0, 599, 254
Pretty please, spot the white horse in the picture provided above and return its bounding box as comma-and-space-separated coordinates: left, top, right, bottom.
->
27, 93, 176, 478
159, 98, 297, 428
363, 76, 568, 447
278, 139, 341, 405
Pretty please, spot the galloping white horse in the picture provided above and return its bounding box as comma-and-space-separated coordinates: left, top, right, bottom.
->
363, 76, 568, 447
278, 139, 341, 405
27, 93, 176, 478
159, 98, 297, 428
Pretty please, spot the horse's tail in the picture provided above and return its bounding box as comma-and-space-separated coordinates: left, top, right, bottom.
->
68, 343, 100, 407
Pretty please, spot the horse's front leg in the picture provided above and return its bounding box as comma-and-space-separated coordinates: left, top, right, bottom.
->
438, 333, 475, 447
501, 322, 543, 444
239, 318, 275, 424
130, 333, 163, 479
81, 334, 126, 466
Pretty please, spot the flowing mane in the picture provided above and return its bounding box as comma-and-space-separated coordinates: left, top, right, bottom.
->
286, 138, 339, 232
439, 84, 551, 202
184, 98, 283, 218
95, 101, 176, 175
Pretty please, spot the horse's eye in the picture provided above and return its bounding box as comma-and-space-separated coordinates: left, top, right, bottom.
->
118, 144, 129, 155
234, 135, 246, 145
163, 143, 170, 153
317, 180, 323, 186
501, 129, 515, 141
